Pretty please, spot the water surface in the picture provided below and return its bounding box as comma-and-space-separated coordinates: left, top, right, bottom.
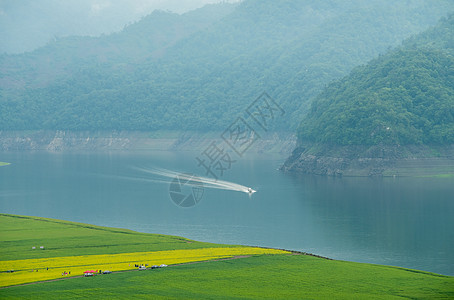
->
0, 151, 453, 275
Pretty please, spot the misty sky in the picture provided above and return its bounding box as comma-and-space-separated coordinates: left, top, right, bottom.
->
0, 0, 240, 54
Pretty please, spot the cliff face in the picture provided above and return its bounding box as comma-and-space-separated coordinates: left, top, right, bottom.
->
281, 144, 454, 177
0, 131, 135, 151
0, 131, 296, 154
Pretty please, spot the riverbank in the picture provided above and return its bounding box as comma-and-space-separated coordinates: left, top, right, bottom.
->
281, 144, 454, 177
0, 131, 296, 154
0, 214, 452, 299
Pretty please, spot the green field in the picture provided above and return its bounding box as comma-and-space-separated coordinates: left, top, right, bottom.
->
0, 214, 232, 261
1, 214, 453, 299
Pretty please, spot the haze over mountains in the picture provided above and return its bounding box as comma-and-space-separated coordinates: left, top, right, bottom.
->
1, 0, 454, 132
0, 0, 241, 54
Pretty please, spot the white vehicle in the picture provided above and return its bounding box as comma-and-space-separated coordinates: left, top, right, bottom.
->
159, 264, 168, 268
138, 266, 147, 270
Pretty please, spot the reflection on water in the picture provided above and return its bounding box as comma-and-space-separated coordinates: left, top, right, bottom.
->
0, 151, 453, 275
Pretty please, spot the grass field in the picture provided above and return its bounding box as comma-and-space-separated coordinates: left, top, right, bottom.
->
1, 214, 453, 299
0, 247, 285, 287
0, 213, 236, 261
0, 214, 285, 287
2, 254, 453, 299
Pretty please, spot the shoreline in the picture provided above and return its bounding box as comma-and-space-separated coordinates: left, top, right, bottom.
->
1, 213, 453, 298
1, 214, 451, 276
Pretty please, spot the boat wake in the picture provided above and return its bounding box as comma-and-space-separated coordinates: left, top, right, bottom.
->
135, 167, 257, 196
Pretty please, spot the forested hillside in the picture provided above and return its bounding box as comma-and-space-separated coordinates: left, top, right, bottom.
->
1, 0, 454, 131
298, 15, 454, 146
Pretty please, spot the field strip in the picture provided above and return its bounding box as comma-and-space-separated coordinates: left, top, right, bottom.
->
0, 247, 288, 287
0, 255, 255, 289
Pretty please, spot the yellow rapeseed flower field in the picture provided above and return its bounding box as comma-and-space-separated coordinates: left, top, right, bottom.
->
0, 247, 287, 287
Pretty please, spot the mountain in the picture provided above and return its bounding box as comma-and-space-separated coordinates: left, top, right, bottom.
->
282, 15, 454, 176
298, 15, 454, 146
0, 3, 238, 89
0, 0, 235, 54
1, 0, 454, 131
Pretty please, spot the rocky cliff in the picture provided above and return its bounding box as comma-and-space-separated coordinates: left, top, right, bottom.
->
281, 144, 454, 177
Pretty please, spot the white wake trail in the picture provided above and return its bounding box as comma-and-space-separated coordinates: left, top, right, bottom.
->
135, 167, 256, 195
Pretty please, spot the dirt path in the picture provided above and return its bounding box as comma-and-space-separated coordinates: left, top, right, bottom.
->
1, 255, 253, 289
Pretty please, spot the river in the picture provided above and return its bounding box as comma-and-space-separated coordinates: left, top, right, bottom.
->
0, 151, 453, 275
